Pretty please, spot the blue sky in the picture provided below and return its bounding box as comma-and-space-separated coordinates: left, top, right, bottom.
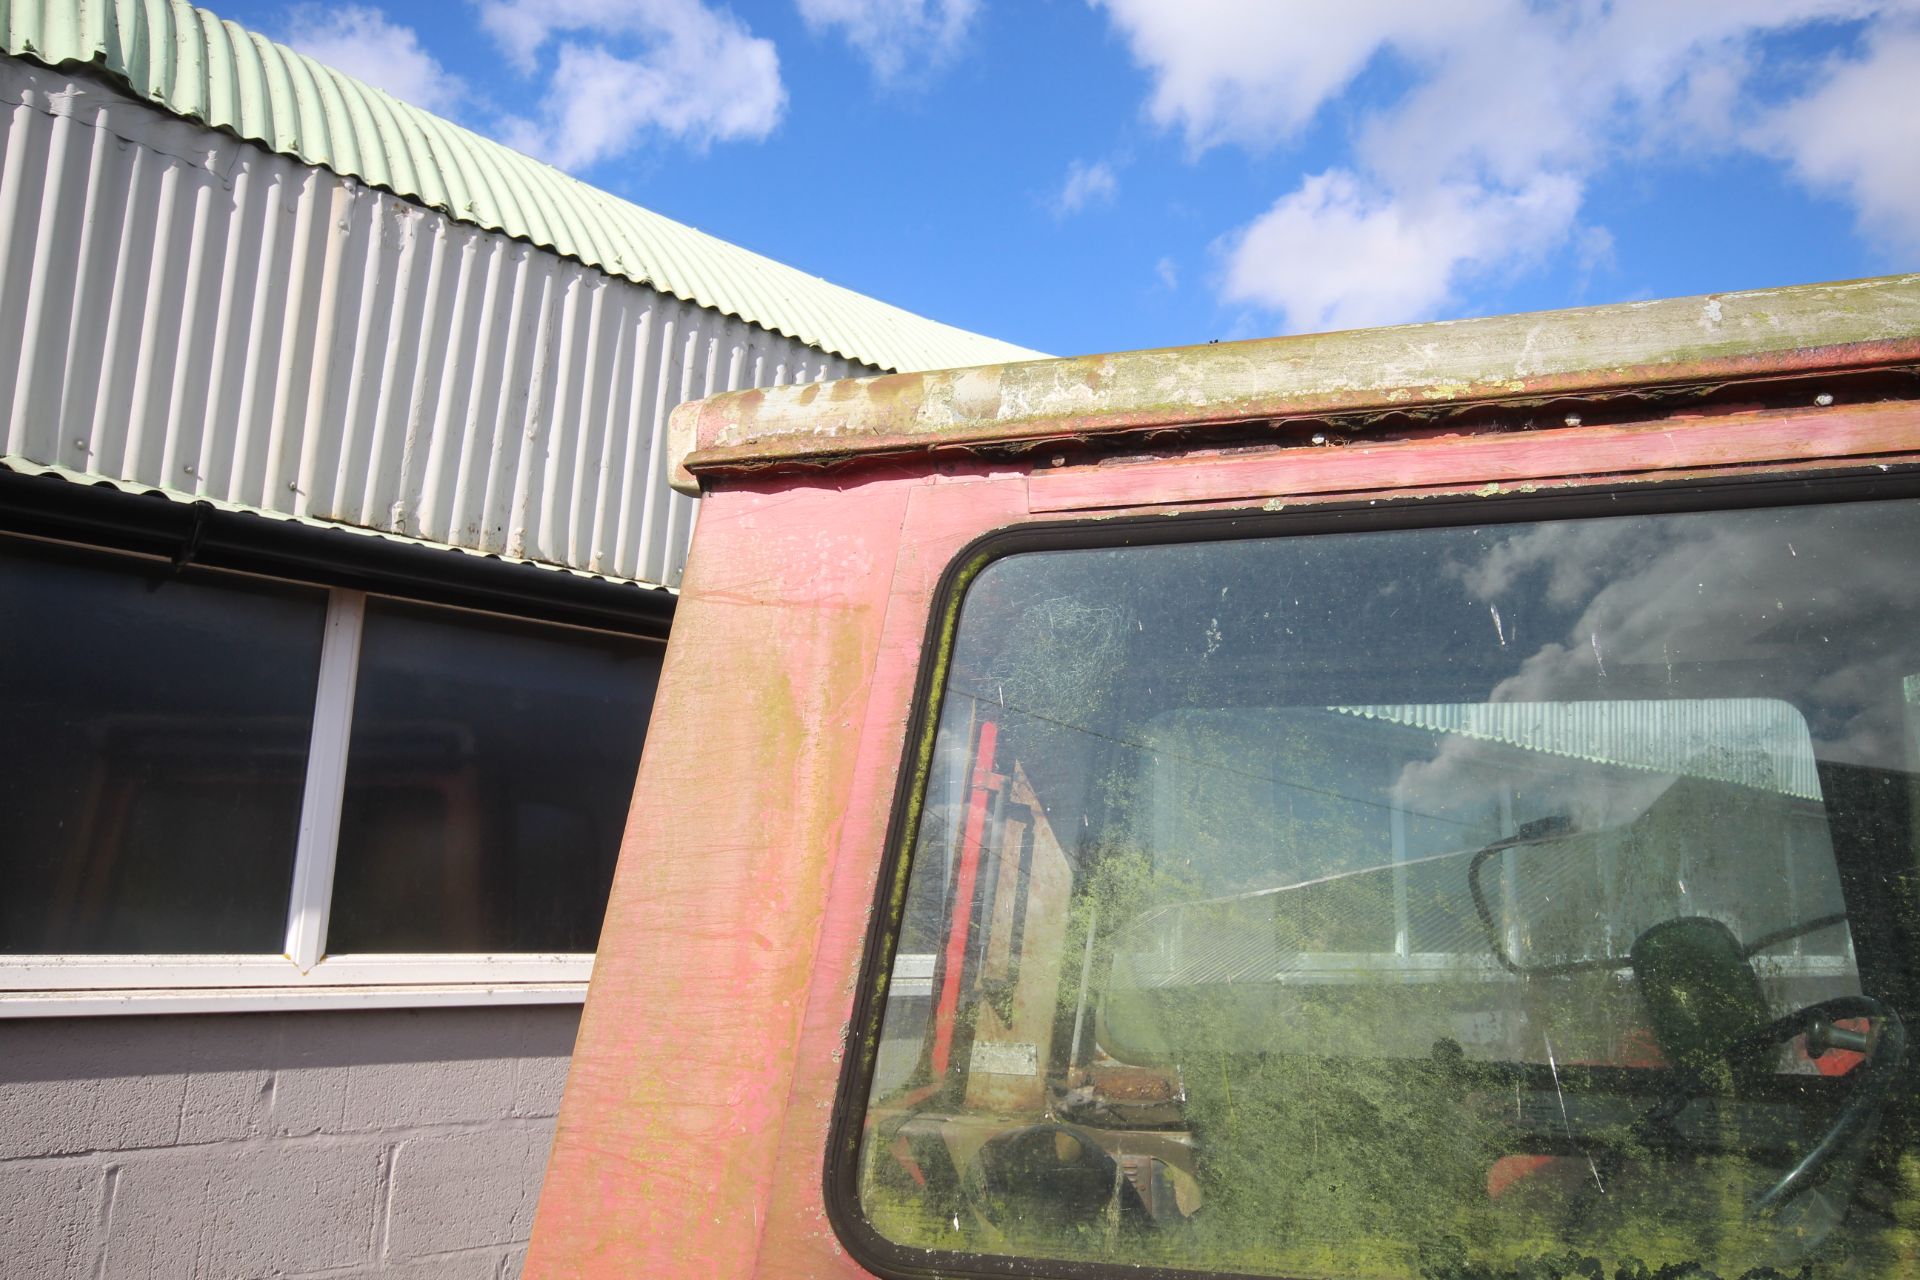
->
215, 1, 1917, 359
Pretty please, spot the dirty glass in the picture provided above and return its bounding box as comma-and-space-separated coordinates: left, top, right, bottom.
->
328, 599, 659, 953
856, 498, 1920, 1280
0, 537, 326, 953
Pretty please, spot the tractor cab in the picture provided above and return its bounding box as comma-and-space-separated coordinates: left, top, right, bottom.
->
530, 276, 1920, 1279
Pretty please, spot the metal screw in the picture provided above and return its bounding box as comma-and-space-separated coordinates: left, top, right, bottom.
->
1564, 413, 1583, 427
288, 481, 299, 492
1310, 433, 1328, 446
73, 438, 87, 449
1815, 392, 1834, 407
183, 465, 195, 475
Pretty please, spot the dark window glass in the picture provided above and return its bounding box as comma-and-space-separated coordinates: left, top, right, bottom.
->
0, 538, 325, 953
859, 498, 1920, 1278
328, 599, 659, 953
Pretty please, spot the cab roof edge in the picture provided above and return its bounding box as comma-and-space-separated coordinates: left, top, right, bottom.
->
668, 274, 1920, 496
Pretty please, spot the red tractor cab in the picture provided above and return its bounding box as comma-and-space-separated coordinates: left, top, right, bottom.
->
530, 276, 1920, 1280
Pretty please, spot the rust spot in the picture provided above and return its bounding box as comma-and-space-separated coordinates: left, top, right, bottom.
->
1087, 1061, 1182, 1102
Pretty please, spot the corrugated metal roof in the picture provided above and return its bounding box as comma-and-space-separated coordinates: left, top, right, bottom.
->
1334, 700, 1823, 801
0, 0, 1043, 375
0, 56, 867, 589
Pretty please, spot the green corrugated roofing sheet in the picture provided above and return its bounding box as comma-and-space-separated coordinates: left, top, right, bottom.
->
0, 0, 1045, 373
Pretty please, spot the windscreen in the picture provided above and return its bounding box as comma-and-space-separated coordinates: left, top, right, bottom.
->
855, 495, 1920, 1280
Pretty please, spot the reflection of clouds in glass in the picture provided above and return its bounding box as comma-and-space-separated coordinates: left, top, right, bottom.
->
1452, 519, 1655, 608
1392, 733, 1679, 847
1806, 648, 1915, 765
1456, 506, 1920, 770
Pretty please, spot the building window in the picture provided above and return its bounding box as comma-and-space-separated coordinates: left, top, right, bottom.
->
0, 533, 660, 1013
330, 599, 650, 954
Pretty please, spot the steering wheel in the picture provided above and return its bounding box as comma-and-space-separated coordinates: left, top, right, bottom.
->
1641, 994, 1907, 1218
1530, 916, 1909, 1229
1738, 995, 1906, 1217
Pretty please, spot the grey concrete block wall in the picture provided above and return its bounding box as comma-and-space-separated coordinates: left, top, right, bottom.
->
0, 1005, 578, 1279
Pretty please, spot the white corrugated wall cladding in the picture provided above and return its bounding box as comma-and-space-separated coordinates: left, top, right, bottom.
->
0, 59, 870, 588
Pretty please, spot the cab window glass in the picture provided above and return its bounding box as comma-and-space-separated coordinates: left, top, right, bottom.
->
857, 497, 1920, 1279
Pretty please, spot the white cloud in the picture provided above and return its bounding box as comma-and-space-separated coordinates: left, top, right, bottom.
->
1053, 159, 1118, 217
284, 5, 465, 115
1091, 0, 1476, 152
1095, 0, 1920, 332
478, 0, 696, 71
796, 0, 978, 82
1222, 171, 1581, 333
1155, 256, 1178, 290
481, 0, 786, 167
1757, 21, 1920, 256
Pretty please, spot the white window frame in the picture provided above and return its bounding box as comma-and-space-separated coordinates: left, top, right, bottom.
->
0, 562, 655, 1016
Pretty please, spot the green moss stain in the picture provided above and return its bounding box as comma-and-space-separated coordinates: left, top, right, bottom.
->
862, 550, 998, 1039
863, 816, 1918, 1278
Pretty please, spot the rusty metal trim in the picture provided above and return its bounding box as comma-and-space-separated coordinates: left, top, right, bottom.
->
1028, 398, 1920, 513
670, 275, 1920, 494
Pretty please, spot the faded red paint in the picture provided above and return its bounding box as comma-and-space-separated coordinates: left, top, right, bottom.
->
527, 282, 1920, 1278
1027, 399, 1920, 513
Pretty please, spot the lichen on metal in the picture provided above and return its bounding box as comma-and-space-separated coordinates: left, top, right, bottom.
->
0, 0, 1042, 375
668, 274, 1920, 493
